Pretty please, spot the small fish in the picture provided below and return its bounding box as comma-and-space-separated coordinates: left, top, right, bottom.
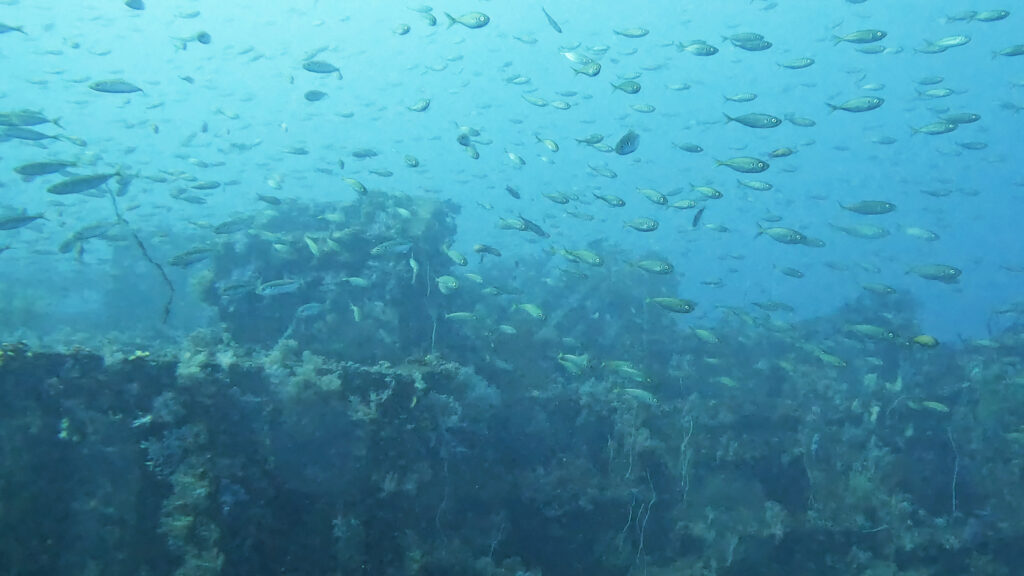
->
572, 62, 602, 77
444, 11, 489, 29
910, 334, 940, 348
13, 160, 76, 176
168, 246, 214, 267
302, 60, 342, 78
723, 112, 781, 128
911, 121, 958, 136
304, 90, 328, 102
678, 41, 718, 56
89, 79, 143, 94
535, 134, 559, 152
647, 297, 697, 313
827, 97, 884, 113
562, 249, 603, 266
436, 275, 459, 294
258, 278, 302, 296
674, 142, 703, 153
715, 157, 769, 173
408, 98, 431, 112
614, 130, 639, 155
779, 58, 815, 69
409, 253, 420, 285
541, 7, 562, 33
513, 303, 546, 320
518, 213, 550, 238
631, 260, 673, 274
610, 80, 641, 94
593, 192, 625, 207
839, 200, 896, 215
829, 223, 889, 239
614, 27, 649, 38
908, 264, 962, 284
692, 207, 706, 228
832, 29, 887, 45
756, 224, 806, 244
0, 213, 46, 231
624, 217, 659, 232
47, 173, 118, 195
724, 93, 758, 103
442, 243, 468, 266
370, 239, 412, 256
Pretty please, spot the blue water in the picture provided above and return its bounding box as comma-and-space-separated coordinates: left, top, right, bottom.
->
1, 0, 1021, 343
3, 4, 1024, 575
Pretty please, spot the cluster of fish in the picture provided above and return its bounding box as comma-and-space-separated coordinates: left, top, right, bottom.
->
1, 3, 1021, 388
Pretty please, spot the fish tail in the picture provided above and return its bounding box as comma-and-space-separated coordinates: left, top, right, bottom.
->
722, 112, 734, 123
831, 35, 843, 46
826, 102, 839, 114
444, 12, 457, 28
51, 116, 63, 129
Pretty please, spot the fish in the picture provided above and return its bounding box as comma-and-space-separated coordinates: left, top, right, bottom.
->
908, 264, 962, 284
370, 239, 412, 256
541, 7, 561, 33
838, 200, 896, 215
513, 303, 546, 320
614, 28, 650, 38
756, 224, 807, 244
0, 109, 62, 128
624, 217, 659, 232
832, 29, 887, 45
46, 173, 118, 195
614, 130, 639, 155
304, 90, 328, 102
723, 112, 781, 128
829, 223, 889, 239
631, 260, 674, 274
610, 80, 641, 94
257, 279, 302, 296
436, 276, 459, 295
572, 62, 602, 77
168, 247, 214, 267
408, 98, 430, 112
732, 39, 772, 51
911, 121, 958, 136
827, 97, 884, 113
89, 79, 143, 93
13, 160, 76, 176
444, 11, 489, 29
692, 207, 706, 228
302, 60, 342, 78
678, 41, 718, 56
715, 157, 769, 173
0, 213, 45, 231
647, 297, 697, 313
636, 188, 667, 205
562, 249, 603, 266
593, 192, 625, 207
779, 58, 815, 69
517, 214, 549, 238
557, 353, 590, 375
